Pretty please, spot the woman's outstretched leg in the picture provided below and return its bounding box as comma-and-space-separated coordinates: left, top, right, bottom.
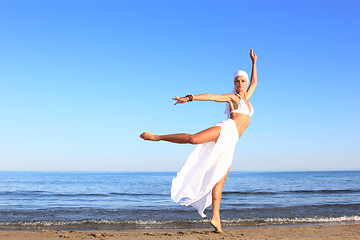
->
140, 126, 221, 144
210, 169, 229, 233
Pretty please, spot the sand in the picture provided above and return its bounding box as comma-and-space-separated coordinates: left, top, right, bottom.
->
0, 223, 359, 240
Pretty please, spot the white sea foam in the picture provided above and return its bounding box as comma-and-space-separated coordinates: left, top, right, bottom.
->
222, 215, 360, 224
1, 215, 359, 229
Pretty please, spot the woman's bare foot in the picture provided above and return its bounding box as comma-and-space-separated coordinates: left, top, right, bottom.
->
140, 132, 159, 141
210, 218, 222, 233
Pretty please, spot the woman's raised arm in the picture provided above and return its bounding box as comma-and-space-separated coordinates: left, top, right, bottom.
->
246, 49, 257, 99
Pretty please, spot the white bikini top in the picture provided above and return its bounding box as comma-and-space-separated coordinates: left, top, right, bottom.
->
231, 93, 254, 117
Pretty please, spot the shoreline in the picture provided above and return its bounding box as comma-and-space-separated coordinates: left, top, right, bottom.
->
1, 220, 360, 231
1, 215, 359, 230
0, 223, 359, 240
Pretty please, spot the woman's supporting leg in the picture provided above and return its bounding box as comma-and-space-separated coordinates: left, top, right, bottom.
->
210, 169, 229, 233
140, 126, 221, 144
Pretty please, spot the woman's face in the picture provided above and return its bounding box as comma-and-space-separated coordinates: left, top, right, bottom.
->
234, 76, 247, 93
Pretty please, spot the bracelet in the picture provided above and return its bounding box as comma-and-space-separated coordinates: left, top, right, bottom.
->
185, 94, 194, 102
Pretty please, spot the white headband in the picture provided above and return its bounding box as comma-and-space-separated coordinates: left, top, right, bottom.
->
234, 70, 249, 82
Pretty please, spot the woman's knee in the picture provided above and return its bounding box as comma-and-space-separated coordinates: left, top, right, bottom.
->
212, 193, 222, 202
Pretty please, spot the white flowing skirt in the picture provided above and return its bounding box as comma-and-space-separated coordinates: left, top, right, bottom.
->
171, 118, 239, 217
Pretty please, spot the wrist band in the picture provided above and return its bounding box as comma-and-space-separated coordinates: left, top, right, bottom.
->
185, 94, 194, 102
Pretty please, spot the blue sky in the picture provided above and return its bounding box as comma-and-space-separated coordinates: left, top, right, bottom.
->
1, 0, 359, 171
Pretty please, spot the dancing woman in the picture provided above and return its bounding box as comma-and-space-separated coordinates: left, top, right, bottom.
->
140, 49, 257, 233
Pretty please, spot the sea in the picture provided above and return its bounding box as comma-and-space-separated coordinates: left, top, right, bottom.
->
0, 171, 359, 230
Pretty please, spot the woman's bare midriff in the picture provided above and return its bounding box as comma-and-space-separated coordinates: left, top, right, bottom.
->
230, 113, 251, 137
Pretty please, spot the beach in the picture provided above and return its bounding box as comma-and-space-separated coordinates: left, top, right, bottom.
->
0, 223, 359, 239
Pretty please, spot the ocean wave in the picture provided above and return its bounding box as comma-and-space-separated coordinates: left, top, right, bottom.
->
110, 192, 167, 196
1, 215, 359, 229
290, 190, 360, 194
2, 189, 358, 198
0, 191, 167, 197
223, 191, 277, 195
222, 189, 360, 195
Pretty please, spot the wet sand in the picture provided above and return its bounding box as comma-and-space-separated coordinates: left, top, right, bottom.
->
0, 223, 359, 239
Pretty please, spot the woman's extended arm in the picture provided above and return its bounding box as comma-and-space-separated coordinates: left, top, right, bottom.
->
246, 49, 257, 99
173, 93, 233, 105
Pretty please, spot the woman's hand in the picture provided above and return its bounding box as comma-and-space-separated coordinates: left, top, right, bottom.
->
227, 98, 235, 112
250, 49, 257, 63
172, 96, 188, 105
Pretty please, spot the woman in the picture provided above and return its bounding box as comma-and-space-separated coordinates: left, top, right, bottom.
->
140, 49, 257, 233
